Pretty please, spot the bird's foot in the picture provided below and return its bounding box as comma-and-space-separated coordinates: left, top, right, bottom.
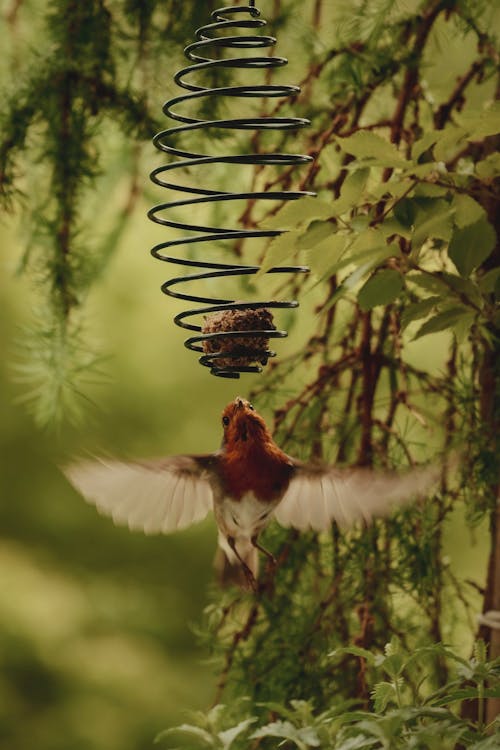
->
251, 536, 277, 568
242, 566, 258, 593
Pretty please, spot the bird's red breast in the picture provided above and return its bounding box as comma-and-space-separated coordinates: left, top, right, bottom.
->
219, 398, 294, 502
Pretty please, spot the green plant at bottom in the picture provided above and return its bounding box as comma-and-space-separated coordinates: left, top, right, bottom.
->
156, 640, 500, 750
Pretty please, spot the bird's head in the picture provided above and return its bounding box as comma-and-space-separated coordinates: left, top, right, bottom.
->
221, 397, 272, 450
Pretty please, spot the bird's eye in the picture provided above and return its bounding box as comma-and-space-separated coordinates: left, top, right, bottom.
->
222, 416, 230, 426
248, 403, 255, 411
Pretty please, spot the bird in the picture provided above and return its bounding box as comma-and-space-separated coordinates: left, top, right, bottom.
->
64, 396, 440, 590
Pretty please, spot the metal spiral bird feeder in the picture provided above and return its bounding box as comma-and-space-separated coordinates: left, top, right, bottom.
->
148, 1, 313, 378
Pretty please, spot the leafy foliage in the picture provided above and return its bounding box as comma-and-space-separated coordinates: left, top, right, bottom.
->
157, 641, 500, 749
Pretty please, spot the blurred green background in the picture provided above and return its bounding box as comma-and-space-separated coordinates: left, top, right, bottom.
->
0, 0, 494, 748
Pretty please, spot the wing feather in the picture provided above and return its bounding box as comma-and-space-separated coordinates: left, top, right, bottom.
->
274, 462, 440, 531
170, 473, 187, 529
64, 456, 215, 535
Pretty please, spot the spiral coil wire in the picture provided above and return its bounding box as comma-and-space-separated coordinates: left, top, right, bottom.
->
148, 1, 313, 378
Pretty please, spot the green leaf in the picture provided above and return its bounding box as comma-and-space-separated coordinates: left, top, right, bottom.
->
433, 686, 500, 707
412, 131, 439, 161
448, 218, 496, 277
453, 194, 486, 228
325, 252, 393, 309
261, 197, 334, 230
156, 724, 215, 747
250, 720, 320, 749
344, 227, 389, 257
335, 737, 379, 750
336, 132, 408, 168
414, 183, 449, 199
474, 639, 488, 664
394, 198, 416, 228
433, 126, 468, 161
459, 102, 500, 140
476, 152, 500, 179
296, 221, 333, 251
307, 232, 350, 278
330, 168, 370, 216
371, 681, 396, 712
478, 268, 500, 296
329, 646, 377, 664
260, 230, 301, 273
400, 297, 440, 330
358, 269, 403, 310
413, 307, 472, 340
413, 200, 455, 245
469, 735, 500, 749
368, 179, 414, 202
406, 272, 449, 294
338, 243, 396, 276
439, 271, 483, 308
378, 216, 412, 240
218, 718, 256, 749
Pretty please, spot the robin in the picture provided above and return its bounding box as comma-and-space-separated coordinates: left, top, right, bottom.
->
64, 397, 439, 589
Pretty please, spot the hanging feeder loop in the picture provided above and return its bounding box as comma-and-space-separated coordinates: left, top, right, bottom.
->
148, 2, 313, 378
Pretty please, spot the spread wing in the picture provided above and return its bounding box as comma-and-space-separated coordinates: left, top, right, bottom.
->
274, 462, 440, 532
64, 455, 216, 534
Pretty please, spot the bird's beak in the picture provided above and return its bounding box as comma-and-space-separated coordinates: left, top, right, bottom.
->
233, 397, 252, 441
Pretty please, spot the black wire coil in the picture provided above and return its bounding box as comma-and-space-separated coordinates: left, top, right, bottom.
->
148, 1, 313, 378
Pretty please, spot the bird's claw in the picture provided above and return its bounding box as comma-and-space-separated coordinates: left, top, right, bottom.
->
243, 568, 258, 593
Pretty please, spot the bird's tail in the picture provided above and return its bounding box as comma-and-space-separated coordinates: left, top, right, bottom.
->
214, 537, 259, 589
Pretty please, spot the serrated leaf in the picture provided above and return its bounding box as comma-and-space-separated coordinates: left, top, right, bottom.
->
260, 230, 301, 273
358, 269, 403, 310
434, 126, 468, 161
331, 168, 370, 216
469, 734, 500, 749
368, 179, 413, 202
394, 198, 416, 228
412, 131, 439, 161
439, 271, 483, 308
307, 232, 350, 278
459, 102, 500, 140
218, 718, 256, 749
329, 646, 376, 664
474, 639, 488, 664
406, 272, 449, 294
296, 220, 333, 250
335, 737, 379, 750
336, 132, 408, 167
404, 162, 440, 178
476, 152, 500, 179
371, 681, 396, 712
414, 183, 449, 199
345, 227, 387, 255
453, 194, 486, 228
448, 218, 496, 277
433, 687, 500, 707
261, 197, 334, 230
478, 268, 500, 295
413, 200, 455, 245
381, 650, 404, 678
351, 215, 370, 232
250, 720, 320, 749
325, 253, 393, 309
379, 217, 412, 240
156, 724, 215, 747
413, 307, 471, 340
400, 297, 440, 330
